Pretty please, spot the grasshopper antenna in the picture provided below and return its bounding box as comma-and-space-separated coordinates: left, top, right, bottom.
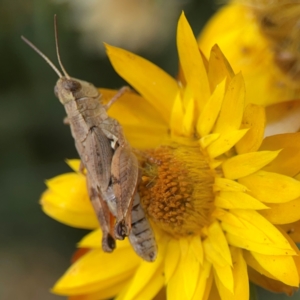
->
54, 15, 70, 79
21, 36, 63, 78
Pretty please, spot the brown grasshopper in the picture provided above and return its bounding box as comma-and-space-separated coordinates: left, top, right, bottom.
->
21, 16, 139, 252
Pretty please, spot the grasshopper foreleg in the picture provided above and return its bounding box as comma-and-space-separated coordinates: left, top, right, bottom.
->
104, 86, 131, 111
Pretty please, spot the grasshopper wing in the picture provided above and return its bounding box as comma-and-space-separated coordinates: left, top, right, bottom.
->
111, 146, 139, 239
84, 126, 113, 192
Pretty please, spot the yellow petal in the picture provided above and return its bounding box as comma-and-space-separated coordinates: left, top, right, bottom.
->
177, 12, 210, 111
167, 257, 189, 300
192, 261, 212, 300
179, 238, 189, 257
214, 73, 245, 134
40, 173, 98, 229
101, 90, 168, 147
251, 251, 299, 287
99, 88, 169, 149
207, 129, 248, 158
259, 197, 300, 224
231, 247, 249, 299
222, 150, 280, 179
182, 82, 193, 109
215, 191, 268, 210
40, 195, 98, 229
203, 238, 230, 269
260, 133, 300, 177
280, 221, 300, 243
276, 226, 300, 256
45, 173, 87, 203
78, 229, 102, 248
207, 221, 232, 266
122, 123, 170, 149
209, 159, 223, 170
197, 78, 226, 137
207, 45, 234, 93
199, 5, 247, 60
105, 44, 179, 123
168, 241, 209, 300
207, 280, 221, 300
248, 266, 297, 296
182, 97, 196, 137
170, 92, 184, 136
120, 256, 164, 300
199, 133, 220, 149
226, 233, 294, 256
244, 251, 277, 281
213, 264, 234, 294
190, 235, 204, 265
122, 267, 164, 300
100, 88, 166, 127
199, 4, 292, 107
214, 247, 248, 300
181, 238, 204, 299
239, 170, 300, 203
213, 178, 249, 193
200, 49, 209, 74
164, 239, 181, 284
66, 159, 81, 172
69, 279, 130, 300
219, 210, 295, 255
236, 104, 266, 154
53, 247, 141, 295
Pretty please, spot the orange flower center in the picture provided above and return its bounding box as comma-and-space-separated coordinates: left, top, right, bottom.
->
138, 144, 215, 238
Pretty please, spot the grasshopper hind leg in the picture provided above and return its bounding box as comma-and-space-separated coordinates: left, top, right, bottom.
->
86, 176, 116, 252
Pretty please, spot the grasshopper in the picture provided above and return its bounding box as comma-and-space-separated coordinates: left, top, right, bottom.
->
21, 16, 139, 253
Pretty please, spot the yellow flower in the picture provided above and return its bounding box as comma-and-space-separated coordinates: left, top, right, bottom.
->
198, 1, 300, 107
41, 13, 300, 299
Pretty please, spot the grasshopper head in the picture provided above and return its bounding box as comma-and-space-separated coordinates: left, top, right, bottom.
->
55, 77, 100, 104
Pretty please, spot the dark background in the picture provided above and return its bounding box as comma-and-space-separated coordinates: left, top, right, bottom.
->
0, 1, 215, 299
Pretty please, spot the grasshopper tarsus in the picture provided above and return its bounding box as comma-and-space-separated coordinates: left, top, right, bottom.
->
103, 233, 116, 252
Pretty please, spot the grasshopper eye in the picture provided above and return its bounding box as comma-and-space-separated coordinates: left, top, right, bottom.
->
63, 80, 82, 92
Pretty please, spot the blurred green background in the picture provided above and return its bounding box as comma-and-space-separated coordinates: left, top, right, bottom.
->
0, 1, 215, 299
2, 1, 300, 299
